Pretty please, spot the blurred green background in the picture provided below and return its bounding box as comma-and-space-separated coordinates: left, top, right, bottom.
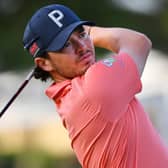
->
1, 0, 168, 168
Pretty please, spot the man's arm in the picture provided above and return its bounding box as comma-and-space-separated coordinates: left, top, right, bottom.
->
89, 26, 152, 77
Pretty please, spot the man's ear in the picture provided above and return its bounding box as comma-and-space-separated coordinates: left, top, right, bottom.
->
34, 57, 53, 72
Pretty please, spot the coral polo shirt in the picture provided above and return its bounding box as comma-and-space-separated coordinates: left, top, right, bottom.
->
46, 53, 168, 168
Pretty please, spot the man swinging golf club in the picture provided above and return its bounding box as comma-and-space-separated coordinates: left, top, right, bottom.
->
5, 3, 168, 168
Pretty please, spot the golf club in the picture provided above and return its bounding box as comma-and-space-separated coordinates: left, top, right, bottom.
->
0, 68, 35, 118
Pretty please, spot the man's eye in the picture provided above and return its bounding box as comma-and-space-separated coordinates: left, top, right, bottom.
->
64, 41, 71, 48
79, 32, 88, 39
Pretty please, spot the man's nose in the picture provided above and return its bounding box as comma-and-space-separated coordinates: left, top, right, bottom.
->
75, 40, 87, 54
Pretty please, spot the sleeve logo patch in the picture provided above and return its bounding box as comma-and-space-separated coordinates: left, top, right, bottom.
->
102, 57, 116, 67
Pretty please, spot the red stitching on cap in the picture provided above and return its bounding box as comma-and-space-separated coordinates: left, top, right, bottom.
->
29, 42, 39, 55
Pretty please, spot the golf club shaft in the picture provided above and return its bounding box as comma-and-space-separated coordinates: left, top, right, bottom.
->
0, 69, 35, 118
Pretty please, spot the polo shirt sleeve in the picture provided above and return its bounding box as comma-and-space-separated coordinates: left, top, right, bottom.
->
83, 52, 142, 121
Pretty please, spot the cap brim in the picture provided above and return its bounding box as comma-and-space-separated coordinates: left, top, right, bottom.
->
46, 21, 95, 52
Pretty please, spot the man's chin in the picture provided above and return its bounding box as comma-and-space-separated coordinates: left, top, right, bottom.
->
79, 63, 93, 75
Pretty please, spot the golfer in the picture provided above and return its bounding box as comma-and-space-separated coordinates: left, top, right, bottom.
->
23, 4, 168, 168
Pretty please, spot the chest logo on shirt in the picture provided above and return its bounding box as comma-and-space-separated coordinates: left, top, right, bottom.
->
102, 57, 116, 67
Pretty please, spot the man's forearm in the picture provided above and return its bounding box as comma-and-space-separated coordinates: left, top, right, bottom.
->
89, 26, 151, 53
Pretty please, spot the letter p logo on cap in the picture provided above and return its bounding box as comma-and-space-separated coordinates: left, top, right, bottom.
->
48, 10, 64, 28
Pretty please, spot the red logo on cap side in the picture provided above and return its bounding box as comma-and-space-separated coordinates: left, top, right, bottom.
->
29, 42, 39, 56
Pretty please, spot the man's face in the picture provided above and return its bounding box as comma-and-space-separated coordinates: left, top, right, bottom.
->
44, 26, 95, 81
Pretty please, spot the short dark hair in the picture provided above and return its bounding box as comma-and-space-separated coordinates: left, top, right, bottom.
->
33, 53, 52, 82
